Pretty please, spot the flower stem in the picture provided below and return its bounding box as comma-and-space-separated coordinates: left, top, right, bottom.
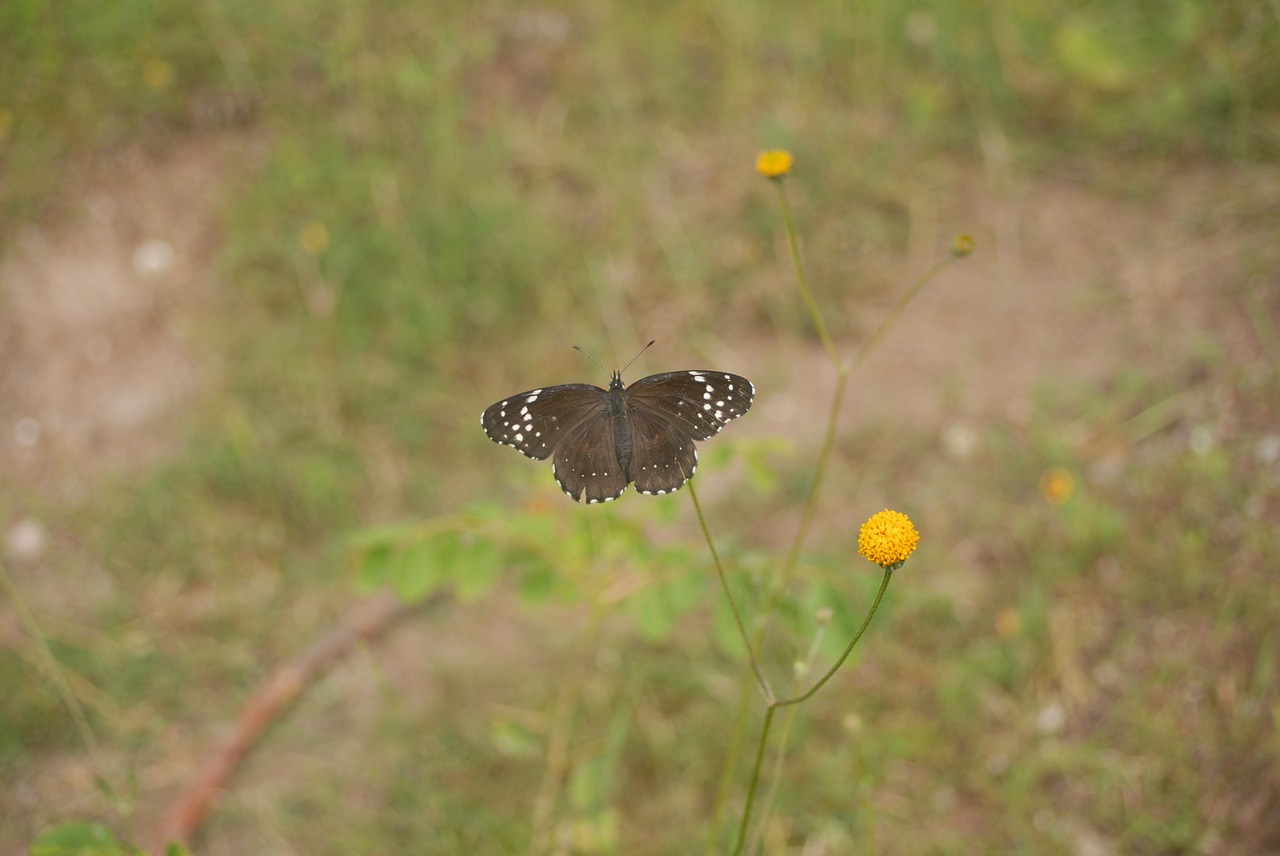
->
775, 181, 840, 368
776, 568, 892, 708
776, 254, 952, 598
733, 568, 893, 853
0, 560, 101, 759
850, 256, 954, 373
733, 706, 776, 856
688, 478, 774, 704
776, 362, 850, 598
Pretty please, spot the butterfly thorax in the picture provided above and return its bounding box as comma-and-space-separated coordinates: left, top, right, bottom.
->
607, 372, 634, 473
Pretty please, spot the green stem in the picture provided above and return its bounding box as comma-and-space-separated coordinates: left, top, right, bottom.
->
776, 181, 840, 367
527, 605, 607, 855
776, 569, 893, 708
776, 255, 953, 599
732, 569, 894, 853
0, 560, 102, 760
747, 618, 831, 854
776, 362, 850, 597
733, 706, 776, 856
688, 479, 774, 704
850, 256, 954, 373
704, 662, 757, 856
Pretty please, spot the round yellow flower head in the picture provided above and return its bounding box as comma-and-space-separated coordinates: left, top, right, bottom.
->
756, 149, 794, 180
951, 233, 975, 258
143, 58, 173, 91
1038, 468, 1076, 505
298, 220, 331, 256
857, 509, 919, 570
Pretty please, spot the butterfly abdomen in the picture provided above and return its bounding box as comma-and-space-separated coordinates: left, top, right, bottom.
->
606, 373, 635, 474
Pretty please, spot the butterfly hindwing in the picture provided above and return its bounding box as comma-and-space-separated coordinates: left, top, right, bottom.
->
552, 414, 630, 503
624, 404, 699, 496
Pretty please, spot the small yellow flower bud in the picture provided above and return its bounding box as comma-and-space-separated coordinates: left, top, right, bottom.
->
952, 233, 975, 258
1038, 468, 1076, 505
143, 58, 173, 91
298, 221, 331, 256
755, 149, 794, 179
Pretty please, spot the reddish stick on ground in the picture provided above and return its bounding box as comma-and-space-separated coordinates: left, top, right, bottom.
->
151, 591, 420, 853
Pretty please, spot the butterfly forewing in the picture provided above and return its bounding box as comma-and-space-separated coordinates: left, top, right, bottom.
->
481, 384, 607, 461
626, 371, 755, 441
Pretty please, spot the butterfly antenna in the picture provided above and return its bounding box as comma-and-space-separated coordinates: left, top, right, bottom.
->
572, 345, 612, 379
573, 341, 655, 379
620, 340, 656, 378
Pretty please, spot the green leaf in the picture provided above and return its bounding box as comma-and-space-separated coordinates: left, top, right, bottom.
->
488, 717, 540, 759
629, 581, 677, 641
517, 561, 560, 602
355, 541, 397, 593
393, 535, 452, 602
30, 823, 138, 856
453, 534, 504, 601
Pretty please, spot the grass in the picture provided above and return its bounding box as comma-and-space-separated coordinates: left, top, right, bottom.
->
3, 0, 1280, 853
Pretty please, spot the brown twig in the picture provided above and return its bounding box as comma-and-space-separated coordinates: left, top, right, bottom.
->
150, 590, 422, 853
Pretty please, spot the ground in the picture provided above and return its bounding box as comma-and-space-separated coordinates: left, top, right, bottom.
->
1, 127, 1275, 853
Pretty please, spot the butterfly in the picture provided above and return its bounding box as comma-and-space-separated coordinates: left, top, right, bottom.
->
481, 346, 754, 503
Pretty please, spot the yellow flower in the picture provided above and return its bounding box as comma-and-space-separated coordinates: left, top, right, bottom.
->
994, 606, 1021, 639
857, 509, 919, 570
298, 221, 331, 255
952, 233, 975, 258
1038, 468, 1076, 505
755, 149, 793, 179
143, 58, 173, 91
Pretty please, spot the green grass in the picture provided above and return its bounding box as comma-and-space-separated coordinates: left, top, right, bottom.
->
3, 0, 1280, 853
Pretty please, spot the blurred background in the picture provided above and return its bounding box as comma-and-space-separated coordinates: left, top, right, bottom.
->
1, 1, 1278, 853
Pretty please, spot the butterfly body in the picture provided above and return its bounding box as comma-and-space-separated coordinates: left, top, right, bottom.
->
482, 368, 754, 503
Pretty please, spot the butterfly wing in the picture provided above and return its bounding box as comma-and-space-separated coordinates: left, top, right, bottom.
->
482, 383, 630, 503
626, 371, 755, 441
552, 414, 630, 503
481, 384, 606, 461
625, 405, 699, 496
623, 370, 754, 496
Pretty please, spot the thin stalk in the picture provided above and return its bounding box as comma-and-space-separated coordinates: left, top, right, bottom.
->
704, 660, 758, 856
776, 363, 849, 596
776, 569, 892, 708
733, 570, 893, 853
687, 479, 774, 704
527, 600, 608, 855
849, 257, 954, 373
0, 560, 101, 760
775, 181, 840, 367
733, 706, 776, 856
777, 254, 954, 596
747, 616, 833, 855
